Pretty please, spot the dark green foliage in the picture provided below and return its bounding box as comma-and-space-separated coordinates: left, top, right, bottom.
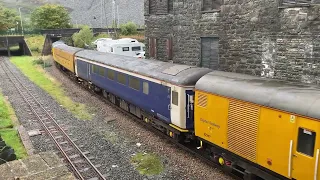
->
120, 21, 138, 35
31, 4, 71, 29
0, 4, 19, 31
72, 26, 94, 48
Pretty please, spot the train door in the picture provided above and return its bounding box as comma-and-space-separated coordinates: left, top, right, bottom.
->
292, 117, 320, 180
170, 86, 184, 128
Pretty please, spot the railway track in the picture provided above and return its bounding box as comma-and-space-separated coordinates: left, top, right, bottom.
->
0, 58, 106, 180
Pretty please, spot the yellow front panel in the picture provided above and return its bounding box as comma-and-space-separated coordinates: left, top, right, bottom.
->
52, 48, 75, 73
194, 91, 229, 149
257, 108, 296, 178
227, 100, 259, 162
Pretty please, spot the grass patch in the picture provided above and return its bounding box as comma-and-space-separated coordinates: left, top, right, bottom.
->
131, 152, 164, 176
10, 56, 92, 120
0, 94, 13, 129
0, 129, 27, 159
0, 91, 27, 159
9, 46, 20, 51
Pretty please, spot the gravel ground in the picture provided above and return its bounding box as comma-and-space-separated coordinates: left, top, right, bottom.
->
0, 56, 234, 180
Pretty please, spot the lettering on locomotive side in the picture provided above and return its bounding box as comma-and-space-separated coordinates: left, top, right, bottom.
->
204, 133, 211, 138
200, 118, 221, 129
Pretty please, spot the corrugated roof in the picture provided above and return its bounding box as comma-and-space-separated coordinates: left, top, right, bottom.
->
76, 50, 212, 86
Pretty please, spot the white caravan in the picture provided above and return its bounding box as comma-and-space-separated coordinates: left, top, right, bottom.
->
96, 38, 145, 58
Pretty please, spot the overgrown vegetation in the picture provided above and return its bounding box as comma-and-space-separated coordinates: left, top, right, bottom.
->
120, 21, 138, 35
131, 152, 164, 176
92, 33, 110, 42
33, 56, 52, 68
31, 4, 71, 29
10, 56, 92, 120
0, 91, 27, 159
72, 26, 94, 48
25, 35, 45, 56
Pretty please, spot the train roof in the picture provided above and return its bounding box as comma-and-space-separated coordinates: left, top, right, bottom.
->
196, 71, 320, 119
76, 50, 212, 86
52, 42, 83, 54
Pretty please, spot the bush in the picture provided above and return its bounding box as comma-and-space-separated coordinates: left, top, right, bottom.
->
60, 37, 73, 46
72, 26, 94, 48
33, 56, 52, 68
92, 33, 110, 42
120, 22, 138, 36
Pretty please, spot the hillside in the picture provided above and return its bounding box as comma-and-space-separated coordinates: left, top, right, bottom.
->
0, 0, 144, 27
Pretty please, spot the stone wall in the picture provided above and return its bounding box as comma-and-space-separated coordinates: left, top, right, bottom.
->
145, 0, 320, 84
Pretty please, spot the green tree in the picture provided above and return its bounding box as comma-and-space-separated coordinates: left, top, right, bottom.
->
31, 4, 70, 29
0, 4, 19, 31
72, 26, 94, 48
120, 21, 138, 35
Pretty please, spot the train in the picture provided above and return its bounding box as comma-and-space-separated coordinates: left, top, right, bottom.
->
52, 41, 320, 180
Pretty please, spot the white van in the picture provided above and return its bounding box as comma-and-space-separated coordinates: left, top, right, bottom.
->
96, 38, 145, 58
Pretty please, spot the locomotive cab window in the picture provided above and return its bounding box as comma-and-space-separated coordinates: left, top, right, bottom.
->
172, 91, 178, 106
143, 82, 149, 95
129, 76, 140, 91
107, 70, 115, 80
117, 72, 127, 85
297, 128, 316, 157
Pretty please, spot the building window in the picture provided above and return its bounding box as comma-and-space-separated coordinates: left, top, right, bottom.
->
129, 76, 140, 91
117, 72, 127, 85
149, 38, 157, 58
168, 0, 173, 13
172, 91, 178, 106
107, 69, 115, 80
167, 37, 173, 60
202, 0, 223, 12
122, 47, 129, 51
297, 128, 316, 157
149, 0, 156, 14
143, 82, 149, 95
201, 37, 219, 70
132, 46, 141, 51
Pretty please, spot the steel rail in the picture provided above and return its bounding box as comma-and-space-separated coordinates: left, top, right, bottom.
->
0, 59, 106, 180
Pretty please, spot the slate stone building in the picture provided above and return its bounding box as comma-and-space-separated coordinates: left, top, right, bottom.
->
144, 0, 320, 84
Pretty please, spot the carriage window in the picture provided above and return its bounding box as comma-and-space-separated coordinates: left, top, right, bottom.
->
297, 128, 316, 157
122, 47, 129, 51
172, 91, 178, 106
117, 73, 127, 85
98, 67, 105, 76
92, 65, 99, 74
129, 76, 140, 91
132, 46, 141, 51
143, 82, 149, 95
107, 70, 115, 80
